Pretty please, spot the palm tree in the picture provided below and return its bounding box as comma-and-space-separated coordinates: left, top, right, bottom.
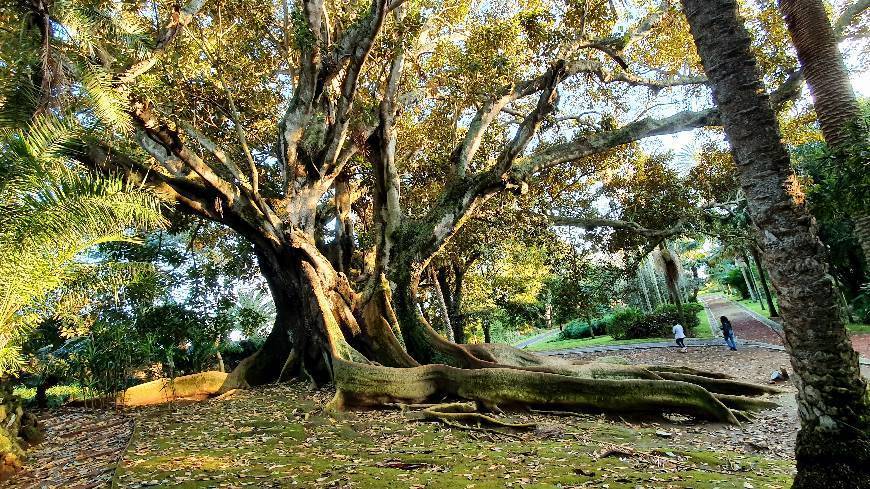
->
680, 0, 870, 487
777, 0, 870, 270
0, 115, 165, 375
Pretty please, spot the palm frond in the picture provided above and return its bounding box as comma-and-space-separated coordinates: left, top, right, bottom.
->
80, 64, 132, 133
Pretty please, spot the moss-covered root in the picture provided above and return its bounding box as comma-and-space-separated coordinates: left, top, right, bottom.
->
120, 371, 237, 407
654, 371, 782, 396
329, 359, 740, 425
714, 393, 779, 411
464, 343, 663, 380
404, 402, 537, 432
644, 365, 734, 379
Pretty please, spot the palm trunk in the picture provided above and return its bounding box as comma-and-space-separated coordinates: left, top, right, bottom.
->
638, 270, 653, 312
777, 0, 870, 272
646, 259, 664, 307
333, 171, 355, 274
681, 1, 870, 486
750, 245, 780, 317
738, 262, 757, 301
854, 213, 870, 272
741, 250, 764, 308
659, 243, 686, 323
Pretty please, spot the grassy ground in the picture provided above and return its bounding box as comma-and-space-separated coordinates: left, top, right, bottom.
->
733, 295, 779, 320
847, 323, 870, 334
114, 383, 795, 488
525, 335, 669, 351
694, 307, 714, 339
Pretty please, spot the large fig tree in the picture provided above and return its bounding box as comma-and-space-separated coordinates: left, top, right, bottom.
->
3, 0, 827, 421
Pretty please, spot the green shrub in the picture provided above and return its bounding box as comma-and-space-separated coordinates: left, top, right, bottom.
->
647, 303, 702, 337
559, 318, 607, 340
603, 308, 649, 340
559, 302, 705, 341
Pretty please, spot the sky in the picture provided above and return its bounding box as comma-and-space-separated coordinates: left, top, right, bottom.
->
649, 36, 870, 168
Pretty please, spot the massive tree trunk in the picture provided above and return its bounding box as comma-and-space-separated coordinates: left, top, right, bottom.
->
681, 1, 870, 486
777, 0, 870, 271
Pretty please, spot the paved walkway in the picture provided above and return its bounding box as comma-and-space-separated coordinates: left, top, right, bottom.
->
514, 329, 559, 349
702, 295, 784, 345
8, 409, 133, 489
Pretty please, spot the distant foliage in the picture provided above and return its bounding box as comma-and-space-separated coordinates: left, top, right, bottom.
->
559, 318, 608, 340
562, 302, 704, 340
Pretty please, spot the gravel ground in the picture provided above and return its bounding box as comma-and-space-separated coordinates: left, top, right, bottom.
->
565, 346, 800, 460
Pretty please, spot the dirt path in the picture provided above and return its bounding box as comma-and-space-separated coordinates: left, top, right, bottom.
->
701, 295, 784, 346
7, 409, 133, 489
702, 295, 870, 359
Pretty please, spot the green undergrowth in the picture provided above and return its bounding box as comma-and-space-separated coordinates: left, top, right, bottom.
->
114, 383, 794, 488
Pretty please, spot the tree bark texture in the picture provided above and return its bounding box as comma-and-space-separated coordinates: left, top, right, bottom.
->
681, 1, 870, 486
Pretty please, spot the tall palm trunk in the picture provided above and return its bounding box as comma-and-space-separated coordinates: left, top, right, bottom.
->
777, 0, 870, 270
738, 260, 758, 301
681, 1, 870, 487
741, 250, 765, 309
749, 245, 780, 317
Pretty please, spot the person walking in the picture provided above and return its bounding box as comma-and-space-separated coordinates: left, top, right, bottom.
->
720, 316, 737, 351
673, 322, 687, 352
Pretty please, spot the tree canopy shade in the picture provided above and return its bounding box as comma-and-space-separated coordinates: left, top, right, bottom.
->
5, 0, 870, 477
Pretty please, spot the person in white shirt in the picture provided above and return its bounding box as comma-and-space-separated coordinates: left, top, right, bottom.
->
672, 323, 687, 352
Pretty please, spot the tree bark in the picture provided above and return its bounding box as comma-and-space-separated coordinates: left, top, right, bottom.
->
681, 1, 870, 486
750, 245, 780, 317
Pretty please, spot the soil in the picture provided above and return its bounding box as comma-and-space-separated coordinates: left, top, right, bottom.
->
6, 409, 133, 489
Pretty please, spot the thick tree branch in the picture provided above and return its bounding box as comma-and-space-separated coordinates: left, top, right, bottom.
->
118, 0, 207, 83
549, 215, 685, 239
835, 0, 870, 36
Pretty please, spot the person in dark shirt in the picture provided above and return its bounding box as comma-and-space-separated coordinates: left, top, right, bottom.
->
720, 316, 737, 350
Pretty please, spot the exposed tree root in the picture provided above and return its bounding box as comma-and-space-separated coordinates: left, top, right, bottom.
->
654, 372, 781, 396
329, 359, 743, 425
404, 402, 537, 430
644, 365, 734, 379
713, 394, 779, 411
119, 372, 235, 407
